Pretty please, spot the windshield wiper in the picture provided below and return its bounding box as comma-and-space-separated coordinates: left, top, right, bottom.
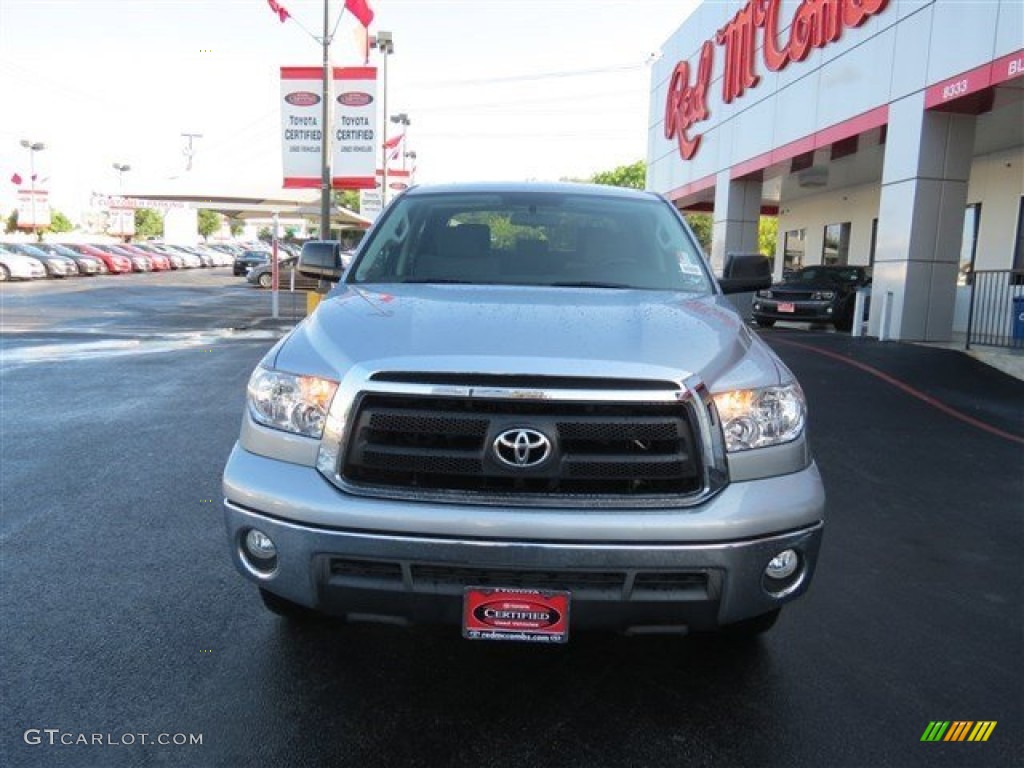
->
549, 281, 633, 289
399, 278, 475, 284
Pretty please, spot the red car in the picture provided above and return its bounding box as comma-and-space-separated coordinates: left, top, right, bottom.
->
115, 243, 171, 271
66, 244, 133, 274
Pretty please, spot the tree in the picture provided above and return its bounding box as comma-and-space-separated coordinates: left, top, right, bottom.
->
257, 227, 273, 243
685, 213, 712, 254
335, 190, 360, 212
47, 210, 74, 233
590, 160, 645, 190
229, 218, 244, 237
5, 209, 18, 234
284, 226, 298, 242
759, 217, 778, 260
134, 208, 164, 239
197, 209, 221, 240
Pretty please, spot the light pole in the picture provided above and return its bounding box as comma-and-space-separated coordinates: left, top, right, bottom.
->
181, 132, 203, 171
319, 1, 331, 240
111, 163, 131, 238
404, 150, 417, 183
20, 139, 45, 241
374, 31, 394, 207
112, 162, 131, 191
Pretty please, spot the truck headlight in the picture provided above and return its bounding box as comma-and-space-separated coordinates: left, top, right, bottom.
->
247, 368, 339, 438
757, 289, 773, 298
713, 384, 806, 452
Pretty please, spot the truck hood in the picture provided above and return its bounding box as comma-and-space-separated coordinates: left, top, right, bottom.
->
271, 284, 783, 392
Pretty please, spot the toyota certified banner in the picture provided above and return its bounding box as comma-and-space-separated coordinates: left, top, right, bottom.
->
332, 67, 378, 190
280, 67, 325, 189
108, 207, 135, 237
15, 189, 50, 229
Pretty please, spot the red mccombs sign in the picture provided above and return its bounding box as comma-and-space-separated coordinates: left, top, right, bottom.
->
665, 0, 890, 160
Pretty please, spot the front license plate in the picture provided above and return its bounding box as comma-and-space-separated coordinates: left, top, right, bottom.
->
778, 302, 796, 313
463, 587, 570, 644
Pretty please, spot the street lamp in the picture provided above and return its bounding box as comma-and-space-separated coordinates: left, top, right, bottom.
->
111, 163, 132, 239
374, 31, 395, 206
112, 163, 131, 191
20, 139, 46, 241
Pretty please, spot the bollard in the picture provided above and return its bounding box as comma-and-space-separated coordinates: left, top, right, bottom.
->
879, 290, 894, 341
852, 287, 869, 338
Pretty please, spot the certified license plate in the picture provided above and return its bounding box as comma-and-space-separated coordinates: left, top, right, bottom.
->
778, 302, 796, 313
463, 587, 570, 643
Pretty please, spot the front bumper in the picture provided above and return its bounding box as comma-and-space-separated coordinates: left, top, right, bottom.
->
223, 446, 825, 631
752, 298, 835, 323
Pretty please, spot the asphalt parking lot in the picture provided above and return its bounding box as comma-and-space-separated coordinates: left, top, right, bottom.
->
1, 272, 1021, 768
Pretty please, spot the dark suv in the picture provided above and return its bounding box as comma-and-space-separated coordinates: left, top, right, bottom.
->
752, 266, 870, 331
233, 249, 271, 276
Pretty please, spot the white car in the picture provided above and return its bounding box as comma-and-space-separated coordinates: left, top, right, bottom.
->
0, 245, 47, 281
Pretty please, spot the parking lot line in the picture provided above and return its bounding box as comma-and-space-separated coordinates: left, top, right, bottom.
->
771, 337, 1024, 446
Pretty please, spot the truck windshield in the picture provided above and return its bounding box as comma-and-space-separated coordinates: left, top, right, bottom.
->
349, 190, 712, 293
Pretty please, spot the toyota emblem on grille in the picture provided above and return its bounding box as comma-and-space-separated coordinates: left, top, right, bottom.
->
493, 428, 552, 468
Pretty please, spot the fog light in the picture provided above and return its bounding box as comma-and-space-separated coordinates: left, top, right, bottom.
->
245, 529, 277, 560
765, 549, 799, 580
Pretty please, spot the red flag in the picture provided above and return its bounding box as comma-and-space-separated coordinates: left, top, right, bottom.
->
388, 135, 405, 162
345, 0, 374, 28
266, 0, 290, 23
10, 173, 22, 185
383, 133, 404, 150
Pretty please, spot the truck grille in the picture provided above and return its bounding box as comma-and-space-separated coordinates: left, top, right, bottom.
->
339, 392, 702, 497
327, 557, 711, 600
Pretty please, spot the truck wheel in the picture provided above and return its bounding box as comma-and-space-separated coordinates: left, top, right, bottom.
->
754, 318, 776, 328
722, 608, 781, 637
259, 588, 319, 621
258, 272, 273, 289
0, 265, 9, 282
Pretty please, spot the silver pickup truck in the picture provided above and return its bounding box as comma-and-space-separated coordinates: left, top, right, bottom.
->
222, 182, 824, 642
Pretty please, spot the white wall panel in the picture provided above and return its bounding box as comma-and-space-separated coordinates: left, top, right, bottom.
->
994, 0, 1024, 58
889, 4, 933, 100
773, 72, 822, 149
816, 27, 897, 128
926, 0, 1000, 83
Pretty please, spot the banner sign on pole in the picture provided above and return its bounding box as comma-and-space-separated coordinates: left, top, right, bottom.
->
359, 188, 383, 221
108, 206, 135, 237
332, 66, 378, 190
15, 189, 50, 229
280, 67, 326, 189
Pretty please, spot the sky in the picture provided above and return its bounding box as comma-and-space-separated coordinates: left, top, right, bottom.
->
0, 0, 700, 221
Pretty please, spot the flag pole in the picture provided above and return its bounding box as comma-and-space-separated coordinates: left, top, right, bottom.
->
320, 0, 332, 240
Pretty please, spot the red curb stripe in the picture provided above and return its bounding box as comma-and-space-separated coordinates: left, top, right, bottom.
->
771, 338, 1024, 446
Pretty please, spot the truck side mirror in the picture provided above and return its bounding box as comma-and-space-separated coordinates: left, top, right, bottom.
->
298, 240, 344, 283
719, 252, 772, 294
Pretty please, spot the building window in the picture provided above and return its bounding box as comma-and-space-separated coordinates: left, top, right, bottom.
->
822, 222, 851, 265
784, 229, 805, 272
958, 203, 981, 286
1012, 197, 1023, 285
869, 218, 878, 268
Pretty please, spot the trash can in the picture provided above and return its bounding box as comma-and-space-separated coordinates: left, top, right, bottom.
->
1013, 296, 1024, 346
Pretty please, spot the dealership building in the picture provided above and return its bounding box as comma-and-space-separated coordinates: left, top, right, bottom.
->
647, 0, 1023, 341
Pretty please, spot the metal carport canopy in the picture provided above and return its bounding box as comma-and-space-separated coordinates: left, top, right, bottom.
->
120, 183, 371, 228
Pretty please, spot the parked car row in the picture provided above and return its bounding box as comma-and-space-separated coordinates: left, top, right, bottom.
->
0, 241, 247, 282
